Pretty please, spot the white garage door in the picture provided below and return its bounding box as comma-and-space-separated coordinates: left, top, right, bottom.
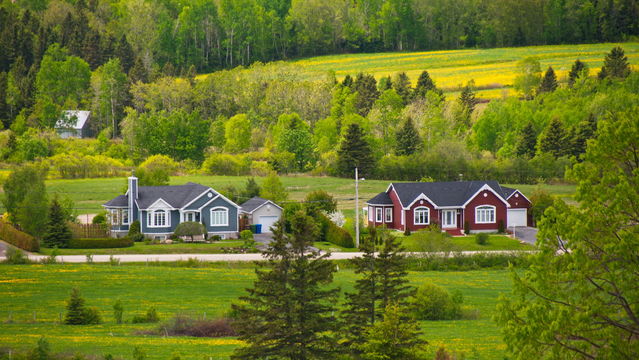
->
258, 216, 279, 233
507, 209, 527, 227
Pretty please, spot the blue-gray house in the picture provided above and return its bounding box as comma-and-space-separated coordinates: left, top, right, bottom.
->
103, 175, 240, 239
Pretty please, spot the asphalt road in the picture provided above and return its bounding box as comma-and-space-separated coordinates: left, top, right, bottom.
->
512, 227, 538, 244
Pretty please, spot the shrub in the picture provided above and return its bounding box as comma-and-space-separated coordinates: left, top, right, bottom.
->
132, 307, 160, 323
3, 247, 31, 264
92, 213, 107, 224
136, 154, 179, 186
464, 221, 470, 235
113, 300, 124, 324
148, 314, 237, 337
304, 190, 337, 214
46, 153, 127, 179
325, 217, 354, 248
405, 252, 532, 271
68, 237, 134, 249
0, 219, 39, 252
127, 220, 145, 242
201, 153, 250, 176
240, 230, 256, 250
174, 222, 206, 241
408, 230, 460, 253
411, 283, 463, 320
498, 219, 505, 233
64, 288, 102, 325
475, 232, 489, 245
210, 235, 222, 242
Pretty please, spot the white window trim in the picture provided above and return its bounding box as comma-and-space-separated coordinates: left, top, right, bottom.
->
182, 211, 198, 222
475, 205, 496, 224
121, 208, 129, 225
414, 207, 430, 225
210, 207, 229, 227
147, 209, 170, 228
367, 206, 373, 222
385, 208, 392, 223
375, 208, 383, 222
442, 209, 456, 228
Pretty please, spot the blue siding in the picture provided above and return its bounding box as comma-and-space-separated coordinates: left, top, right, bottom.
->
141, 210, 180, 233
183, 190, 219, 210
201, 197, 238, 233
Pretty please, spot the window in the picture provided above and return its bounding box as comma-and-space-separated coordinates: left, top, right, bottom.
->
375, 208, 383, 222
442, 210, 456, 227
121, 209, 129, 225
184, 212, 196, 222
147, 210, 169, 227
210, 207, 229, 226
385, 208, 392, 222
414, 207, 429, 225
475, 205, 496, 224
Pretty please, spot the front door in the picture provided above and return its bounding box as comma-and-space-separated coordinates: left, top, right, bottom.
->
442, 210, 457, 228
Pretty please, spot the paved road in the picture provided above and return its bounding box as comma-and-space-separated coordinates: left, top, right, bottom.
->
512, 227, 538, 244
14, 250, 535, 263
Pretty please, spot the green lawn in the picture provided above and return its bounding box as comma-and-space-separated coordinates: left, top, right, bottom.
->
38, 241, 245, 255
401, 234, 533, 252
0, 264, 513, 359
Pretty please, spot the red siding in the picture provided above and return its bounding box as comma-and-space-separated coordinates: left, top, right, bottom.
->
389, 188, 403, 230
507, 191, 531, 209
464, 190, 507, 231
406, 198, 439, 232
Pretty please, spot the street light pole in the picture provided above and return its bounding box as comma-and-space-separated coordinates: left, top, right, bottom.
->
355, 167, 359, 248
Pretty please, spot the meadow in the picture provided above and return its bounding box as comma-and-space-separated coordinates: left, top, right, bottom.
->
293, 42, 639, 98
0, 264, 514, 359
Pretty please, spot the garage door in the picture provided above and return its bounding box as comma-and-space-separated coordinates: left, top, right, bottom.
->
258, 216, 279, 233
507, 209, 527, 227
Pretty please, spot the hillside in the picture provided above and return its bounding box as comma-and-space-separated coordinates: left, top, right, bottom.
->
293, 43, 639, 99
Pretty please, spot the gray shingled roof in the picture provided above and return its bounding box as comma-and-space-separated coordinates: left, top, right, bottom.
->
104, 195, 128, 207
367, 191, 393, 205
240, 197, 280, 213
501, 186, 517, 198
136, 182, 211, 209
368, 181, 510, 208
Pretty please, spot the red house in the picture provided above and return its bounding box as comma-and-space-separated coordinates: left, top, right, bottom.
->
366, 181, 531, 235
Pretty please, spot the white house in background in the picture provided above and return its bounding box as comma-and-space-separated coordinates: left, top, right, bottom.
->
55, 110, 93, 138
240, 197, 283, 233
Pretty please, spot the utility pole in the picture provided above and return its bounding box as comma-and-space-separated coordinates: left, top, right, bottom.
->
355, 167, 360, 248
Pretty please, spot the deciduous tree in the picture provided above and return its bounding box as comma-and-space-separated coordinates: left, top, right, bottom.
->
513, 57, 541, 100
259, 171, 288, 203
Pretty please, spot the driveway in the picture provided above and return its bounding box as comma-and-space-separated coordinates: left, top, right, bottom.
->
512, 226, 538, 245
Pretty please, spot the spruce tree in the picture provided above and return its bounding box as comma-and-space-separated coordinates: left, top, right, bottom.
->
376, 233, 414, 311
82, 29, 102, 69
538, 66, 558, 93
392, 72, 412, 103
353, 72, 379, 116
414, 70, 441, 98
341, 74, 353, 88
459, 79, 478, 114
538, 117, 568, 158
43, 198, 72, 248
337, 123, 376, 178
569, 114, 597, 159
395, 117, 422, 156
129, 56, 147, 84
243, 177, 261, 200
232, 211, 339, 359
65, 288, 100, 325
598, 46, 630, 79
568, 59, 589, 87
516, 122, 537, 158
378, 75, 392, 91
115, 35, 134, 73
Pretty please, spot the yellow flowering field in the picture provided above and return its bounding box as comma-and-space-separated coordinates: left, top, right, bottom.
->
0, 264, 514, 359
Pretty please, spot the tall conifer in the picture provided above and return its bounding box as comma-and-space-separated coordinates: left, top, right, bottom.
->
392, 72, 412, 103
337, 123, 376, 177
353, 72, 379, 116
539, 117, 568, 157
395, 117, 422, 156
516, 122, 537, 158
598, 46, 630, 79
538, 66, 558, 93
568, 59, 588, 87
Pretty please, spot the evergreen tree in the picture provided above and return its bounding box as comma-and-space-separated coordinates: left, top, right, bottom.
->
64, 288, 101, 325
569, 114, 597, 159
376, 233, 414, 311
337, 123, 376, 178
378, 75, 392, 91
598, 46, 631, 79
538, 117, 568, 158
458, 79, 478, 114
115, 35, 134, 73
395, 117, 422, 156
516, 122, 537, 158
353, 72, 379, 116
414, 70, 441, 98
341, 74, 353, 88
568, 59, 589, 87
392, 72, 412, 103
538, 66, 558, 93
243, 177, 261, 200
43, 198, 72, 248
232, 211, 339, 359
129, 56, 147, 84
82, 29, 102, 69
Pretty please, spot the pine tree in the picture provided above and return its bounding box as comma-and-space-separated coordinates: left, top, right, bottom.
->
115, 35, 134, 73
516, 122, 537, 158
538, 66, 558, 93
243, 177, 261, 199
353, 72, 379, 116
342, 74, 353, 88
598, 46, 630, 79
569, 114, 597, 159
82, 29, 102, 69
64, 288, 88, 325
459, 79, 478, 114
568, 59, 589, 87
129, 56, 147, 83
378, 75, 392, 91
376, 233, 414, 311
337, 123, 376, 178
43, 198, 72, 248
414, 70, 441, 98
231, 211, 339, 359
395, 117, 422, 156
538, 117, 568, 158
392, 72, 412, 103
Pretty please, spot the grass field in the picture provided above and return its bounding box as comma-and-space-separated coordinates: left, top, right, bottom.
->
0, 264, 513, 359
294, 42, 639, 98
401, 234, 532, 252
38, 241, 245, 255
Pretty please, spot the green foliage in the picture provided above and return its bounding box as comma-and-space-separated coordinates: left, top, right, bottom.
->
113, 300, 124, 324
91, 58, 129, 137
0, 219, 40, 252
414, 70, 440, 98
239, 230, 256, 251
395, 117, 422, 156
259, 171, 288, 203
2, 163, 48, 237
392, 72, 412, 103
513, 57, 541, 99
231, 211, 339, 359
131, 307, 159, 324
353, 72, 379, 116
174, 222, 206, 241
224, 114, 251, 153
496, 108, 639, 359
598, 46, 631, 79
304, 190, 337, 214
30, 337, 51, 360
337, 123, 376, 178
3, 247, 30, 264
515, 122, 537, 158
242, 178, 261, 200
92, 213, 106, 225
538, 117, 568, 157
128, 220, 142, 240
411, 283, 463, 320
274, 113, 316, 171
538, 66, 558, 93
68, 238, 134, 249
475, 232, 489, 245
135, 155, 178, 186
64, 288, 102, 325
568, 59, 589, 87
43, 198, 72, 248
323, 215, 354, 248
202, 153, 251, 176
529, 188, 554, 226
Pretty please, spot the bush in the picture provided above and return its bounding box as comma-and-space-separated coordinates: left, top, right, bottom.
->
0, 219, 40, 252
68, 237, 134, 249
92, 213, 107, 224
65, 288, 102, 325
147, 314, 237, 337
128, 220, 145, 242
405, 252, 532, 271
201, 153, 250, 176
408, 230, 460, 253
132, 307, 160, 324
174, 222, 206, 241
475, 233, 489, 245
411, 283, 463, 320
3, 247, 31, 264
464, 221, 470, 235
240, 230, 256, 250
498, 219, 505, 233
324, 215, 354, 248
46, 153, 128, 179
136, 154, 179, 186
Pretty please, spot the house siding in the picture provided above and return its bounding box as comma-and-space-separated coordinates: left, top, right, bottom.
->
250, 205, 282, 225
507, 191, 530, 209
464, 190, 507, 232
389, 188, 403, 230
201, 197, 238, 233
184, 190, 219, 210
141, 210, 180, 234
406, 199, 438, 232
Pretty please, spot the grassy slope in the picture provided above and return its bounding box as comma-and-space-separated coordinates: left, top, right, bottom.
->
0, 264, 513, 359
294, 42, 639, 98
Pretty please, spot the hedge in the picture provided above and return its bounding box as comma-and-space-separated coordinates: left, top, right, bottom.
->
319, 214, 354, 248
0, 220, 40, 252
68, 237, 134, 249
